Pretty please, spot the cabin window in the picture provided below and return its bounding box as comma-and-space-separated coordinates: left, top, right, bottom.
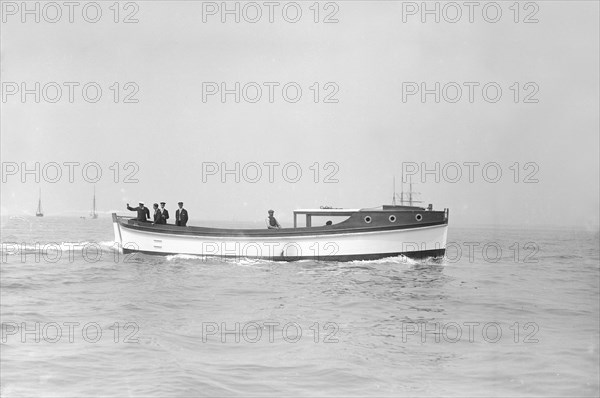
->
364, 216, 372, 223
389, 215, 396, 222
415, 214, 422, 221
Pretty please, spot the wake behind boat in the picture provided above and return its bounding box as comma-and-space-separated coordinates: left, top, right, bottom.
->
112, 204, 449, 262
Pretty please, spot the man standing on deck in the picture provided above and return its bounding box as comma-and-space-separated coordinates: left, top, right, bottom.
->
160, 202, 169, 224
126, 202, 150, 222
176, 202, 188, 226
266, 209, 281, 229
152, 203, 163, 224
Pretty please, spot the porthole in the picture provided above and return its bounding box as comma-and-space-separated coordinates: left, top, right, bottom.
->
415, 214, 423, 221
389, 215, 397, 222
364, 216, 372, 223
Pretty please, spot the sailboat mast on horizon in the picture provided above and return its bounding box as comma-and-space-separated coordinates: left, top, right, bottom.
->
392, 175, 422, 207
90, 185, 98, 219
36, 187, 44, 217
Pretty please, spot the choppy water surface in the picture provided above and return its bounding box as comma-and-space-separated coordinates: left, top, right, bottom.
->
1, 217, 598, 397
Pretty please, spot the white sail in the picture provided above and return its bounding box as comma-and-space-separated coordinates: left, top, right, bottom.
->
36, 188, 43, 217
90, 186, 98, 218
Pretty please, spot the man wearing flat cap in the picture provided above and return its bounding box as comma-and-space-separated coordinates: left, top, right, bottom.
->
159, 202, 169, 224
266, 209, 281, 229
176, 202, 188, 227
126, 201, 150, 222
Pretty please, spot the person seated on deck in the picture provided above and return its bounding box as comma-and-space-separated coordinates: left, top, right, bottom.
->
266, 209, 281, 229
127, 201, 150, 222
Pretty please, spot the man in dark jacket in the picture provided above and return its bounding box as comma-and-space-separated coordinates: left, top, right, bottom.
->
127, 202, 150, 222
152, 203, 163, 224
266, 209, 281, 229
160, 202, 169, 224
175, 202, 188, 226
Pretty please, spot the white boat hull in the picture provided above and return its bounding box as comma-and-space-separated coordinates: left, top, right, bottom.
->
113, 217, 448, 261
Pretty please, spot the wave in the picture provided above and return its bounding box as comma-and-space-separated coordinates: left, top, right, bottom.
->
0, 240, 119, 256
164, 253, 294, 266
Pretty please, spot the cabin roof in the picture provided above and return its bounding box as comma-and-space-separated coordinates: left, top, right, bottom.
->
293, 205, 425, 216
293, 208, 360, 216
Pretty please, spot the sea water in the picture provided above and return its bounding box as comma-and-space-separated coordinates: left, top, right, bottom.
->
1, 216, 598, 397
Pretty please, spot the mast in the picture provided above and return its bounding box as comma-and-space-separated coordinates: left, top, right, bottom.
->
91, 185, 97, 218
400, 180, 404, 206
395, 174, 422, 207
36, 188, 43, 216
409, 176, 413, 207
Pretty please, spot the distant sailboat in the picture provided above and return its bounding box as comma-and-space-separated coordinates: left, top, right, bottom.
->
36, 188, 44, 217
90, 186, 98, 219
392, 175, 422, 207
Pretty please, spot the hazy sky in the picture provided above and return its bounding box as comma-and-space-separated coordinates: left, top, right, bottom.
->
1, 0, 598, 228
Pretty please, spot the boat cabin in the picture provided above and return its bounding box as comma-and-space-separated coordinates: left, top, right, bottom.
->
292, 205, 432, 228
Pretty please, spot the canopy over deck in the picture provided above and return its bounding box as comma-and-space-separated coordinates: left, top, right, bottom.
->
293, 208, 360, 228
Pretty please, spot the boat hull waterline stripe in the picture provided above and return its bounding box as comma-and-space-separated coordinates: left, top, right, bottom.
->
122, 247, 446, 262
